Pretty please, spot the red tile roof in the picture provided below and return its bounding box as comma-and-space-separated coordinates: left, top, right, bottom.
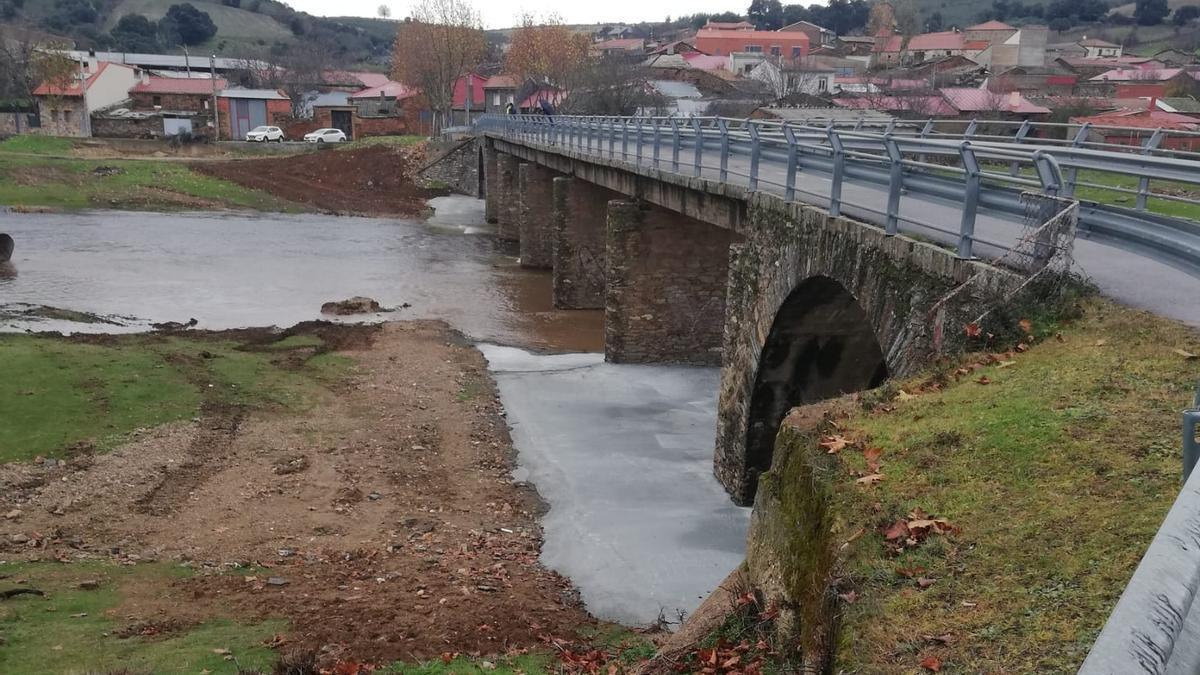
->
32, 61, 111, 97
592, 38, 645, 51
1072, 109, 1200, 129
907, 31, 965, 52
967, 20, 1014, 30
131, 76, 227, 95
833, 95, 959, 116
350, 81, 417, 100
963, 40, 990, 51
1090, 67, 1193, 82
484, 75, 518, 89
939, 87, 1050, 114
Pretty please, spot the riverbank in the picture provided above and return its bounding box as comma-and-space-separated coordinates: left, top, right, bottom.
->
0, 321, 625, 673
0, 135, 440, 217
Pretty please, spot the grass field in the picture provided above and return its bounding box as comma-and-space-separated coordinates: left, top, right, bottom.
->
0, 136, 303, 212
807, 297, 1200, 672
0, 330, 349, 464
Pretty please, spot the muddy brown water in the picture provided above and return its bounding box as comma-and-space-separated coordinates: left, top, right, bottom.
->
0, 197, 603, 352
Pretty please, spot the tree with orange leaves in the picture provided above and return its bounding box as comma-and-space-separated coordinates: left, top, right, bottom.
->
503, 14, 591, 91
391, 0, 486, 132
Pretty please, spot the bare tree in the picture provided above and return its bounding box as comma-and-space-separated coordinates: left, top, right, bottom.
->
558, 58, 666, 115
392, 0, 486, 132
378, 4, 392, 19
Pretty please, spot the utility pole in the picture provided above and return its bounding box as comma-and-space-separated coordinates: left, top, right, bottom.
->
210, 54, 219, 141
184, 47, 191, 77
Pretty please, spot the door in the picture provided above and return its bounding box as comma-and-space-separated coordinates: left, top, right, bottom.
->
331, 110, 352, 139
163, 117, 193, 136
231, 99, 268, 140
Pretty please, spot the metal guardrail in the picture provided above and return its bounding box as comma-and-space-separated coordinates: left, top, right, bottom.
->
477, 114, 1200, 277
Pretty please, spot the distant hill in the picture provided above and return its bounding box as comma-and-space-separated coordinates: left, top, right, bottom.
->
0, 0, 397, 67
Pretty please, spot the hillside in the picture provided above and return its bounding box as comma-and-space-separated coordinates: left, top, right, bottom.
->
0, 0, 396, 67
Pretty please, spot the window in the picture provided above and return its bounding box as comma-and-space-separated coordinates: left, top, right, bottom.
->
770, 46, 781, 56
492, 92, 500, 105
792, 46, 803, 58
152, 95, 162, 107
203, 99, 209, 109
818, 76, 828, 92
745, 45, 762, 53
63, 109, 72, 124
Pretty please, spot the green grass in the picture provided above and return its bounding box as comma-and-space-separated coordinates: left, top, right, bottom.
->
0, 561, 283, 674
817, 298, 1197, 673
983, 162, 1200, 222
0, 139, 303, 212
0, 332, 350, 464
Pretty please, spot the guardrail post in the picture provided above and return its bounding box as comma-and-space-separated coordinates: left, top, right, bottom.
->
586, 117, 594, 153
718, 118, 730, 182
1009, 119, 1032, 177
1063, 123, 1090, 198
748, 120, 761, 191
635, 117, 644, 164
652, 118, 662, 168
621, 119, 629, 160
1137, 128, 1164, 211
957, 141, 980, 259
669, 117, 681, 172
919, 120, 933, 138
690, 117, 703, 177
828, 127, 844, 218
883, 134, 903, 235
964, 118, 978, 139
784, 124, 799, 201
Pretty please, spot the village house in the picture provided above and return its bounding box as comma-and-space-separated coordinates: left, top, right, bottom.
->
482, 75, 518, 114
1078, 37, 1123, 59
590, 38, 646, 57
1071, 108, 1200, 150
32, 59, 140, 137
92, 75, 226, 139
778, 20, 836, 49
695, 27, 810, 59
450, 72, 488, 126
1085, 67, 1200, 99
348, 81, 425, 137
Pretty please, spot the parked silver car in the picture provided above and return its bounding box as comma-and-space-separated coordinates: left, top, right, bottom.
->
304, 128, 348, 143
245, 125, 284, 142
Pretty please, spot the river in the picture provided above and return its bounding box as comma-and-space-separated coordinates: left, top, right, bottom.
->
0, 197, 749, 626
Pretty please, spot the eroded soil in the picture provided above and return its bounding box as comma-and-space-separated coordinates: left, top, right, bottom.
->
0, 321, 593, 664
194, 144, 445, 217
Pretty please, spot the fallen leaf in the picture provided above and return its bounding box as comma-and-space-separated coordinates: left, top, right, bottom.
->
864, 446, 884, 473
917, 577, 937, 589
976, 375, 991, 385
856, 473, 884, 486
1018, 319, 1033, 334
884, 521, 909, 541
896, 565, 926, 578
212, 649, 231, 656
964, 323, 981, 338
820, 435, 853, 454
997, 360, 1017, 368
896, 389, 917, 401
920, 655, 942, 672
1174, 348, 1199, 360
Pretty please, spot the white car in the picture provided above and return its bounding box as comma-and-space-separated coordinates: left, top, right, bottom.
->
245, 125, 284, 142
304, 128, 348, 143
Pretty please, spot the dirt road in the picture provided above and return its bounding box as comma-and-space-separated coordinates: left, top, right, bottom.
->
0, 321, 593, 665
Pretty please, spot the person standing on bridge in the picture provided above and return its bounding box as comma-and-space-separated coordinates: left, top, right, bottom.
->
505, 101, 516, 115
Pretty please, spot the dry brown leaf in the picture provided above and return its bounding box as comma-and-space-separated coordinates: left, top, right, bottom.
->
976, 375, 992, 385
1018, 319, 1033, 334
855, 473, 884, 486
964, 322, 982, 337
819, 435, 853, 454
920, 655, 942, 672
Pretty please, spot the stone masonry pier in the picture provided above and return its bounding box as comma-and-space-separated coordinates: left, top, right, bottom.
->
474, 135, 1021, 504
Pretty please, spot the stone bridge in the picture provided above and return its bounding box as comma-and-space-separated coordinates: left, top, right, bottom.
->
475, 135, 1020, 505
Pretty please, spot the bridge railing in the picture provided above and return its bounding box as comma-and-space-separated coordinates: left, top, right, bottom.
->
477, 114, 1200, 278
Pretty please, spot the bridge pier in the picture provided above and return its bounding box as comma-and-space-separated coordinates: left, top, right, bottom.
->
552, 177, 613, 310
482, 144, 499, 224
495, 153, 519, 241
604, 200, 740, 366
518, 163, 555, 268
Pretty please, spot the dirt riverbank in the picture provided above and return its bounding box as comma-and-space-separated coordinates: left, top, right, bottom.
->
0, 321, 594, 667
194, 143, 444, 217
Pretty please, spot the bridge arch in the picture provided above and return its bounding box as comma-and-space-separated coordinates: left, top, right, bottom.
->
743, 276, 888, 487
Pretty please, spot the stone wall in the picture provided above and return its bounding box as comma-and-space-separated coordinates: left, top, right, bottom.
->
714, 193, 1016, 503
130, 92, 214, 111
604, 200, 740, 365
517, 163, 555, 268
483, 143, 499, 223
418, 137, 479, 197
552, 177, 613, 310
495, 153, 519, 241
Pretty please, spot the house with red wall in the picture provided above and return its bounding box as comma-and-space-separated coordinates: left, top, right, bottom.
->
694, 28, 809, 60
216, 88, 291, 140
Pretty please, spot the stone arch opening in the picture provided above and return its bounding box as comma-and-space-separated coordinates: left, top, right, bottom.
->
743, 276, 889, 495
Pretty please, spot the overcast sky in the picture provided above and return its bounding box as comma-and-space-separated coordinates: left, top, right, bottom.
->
282, 0, 745, 30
